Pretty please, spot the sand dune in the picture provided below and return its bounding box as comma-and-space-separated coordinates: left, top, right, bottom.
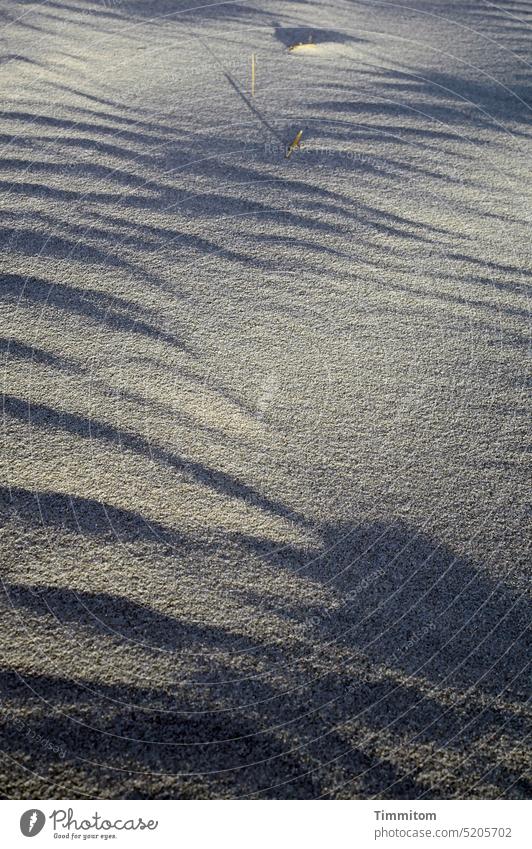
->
0, 0, 530, 799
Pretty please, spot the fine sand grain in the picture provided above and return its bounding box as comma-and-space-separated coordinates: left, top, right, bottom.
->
0, 0, 530, 799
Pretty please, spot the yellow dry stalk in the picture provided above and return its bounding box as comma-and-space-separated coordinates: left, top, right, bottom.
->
285, 130, 303, 158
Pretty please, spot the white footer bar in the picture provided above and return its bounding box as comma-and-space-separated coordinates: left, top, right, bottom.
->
2, 799, 529, 848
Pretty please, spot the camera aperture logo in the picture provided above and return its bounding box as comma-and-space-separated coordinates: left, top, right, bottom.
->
20, 810, 46, 837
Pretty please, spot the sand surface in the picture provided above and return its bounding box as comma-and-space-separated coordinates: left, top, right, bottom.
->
0, 0, 530, 798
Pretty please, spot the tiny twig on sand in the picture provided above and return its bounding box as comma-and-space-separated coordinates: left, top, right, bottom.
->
286, 129, 303, 158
